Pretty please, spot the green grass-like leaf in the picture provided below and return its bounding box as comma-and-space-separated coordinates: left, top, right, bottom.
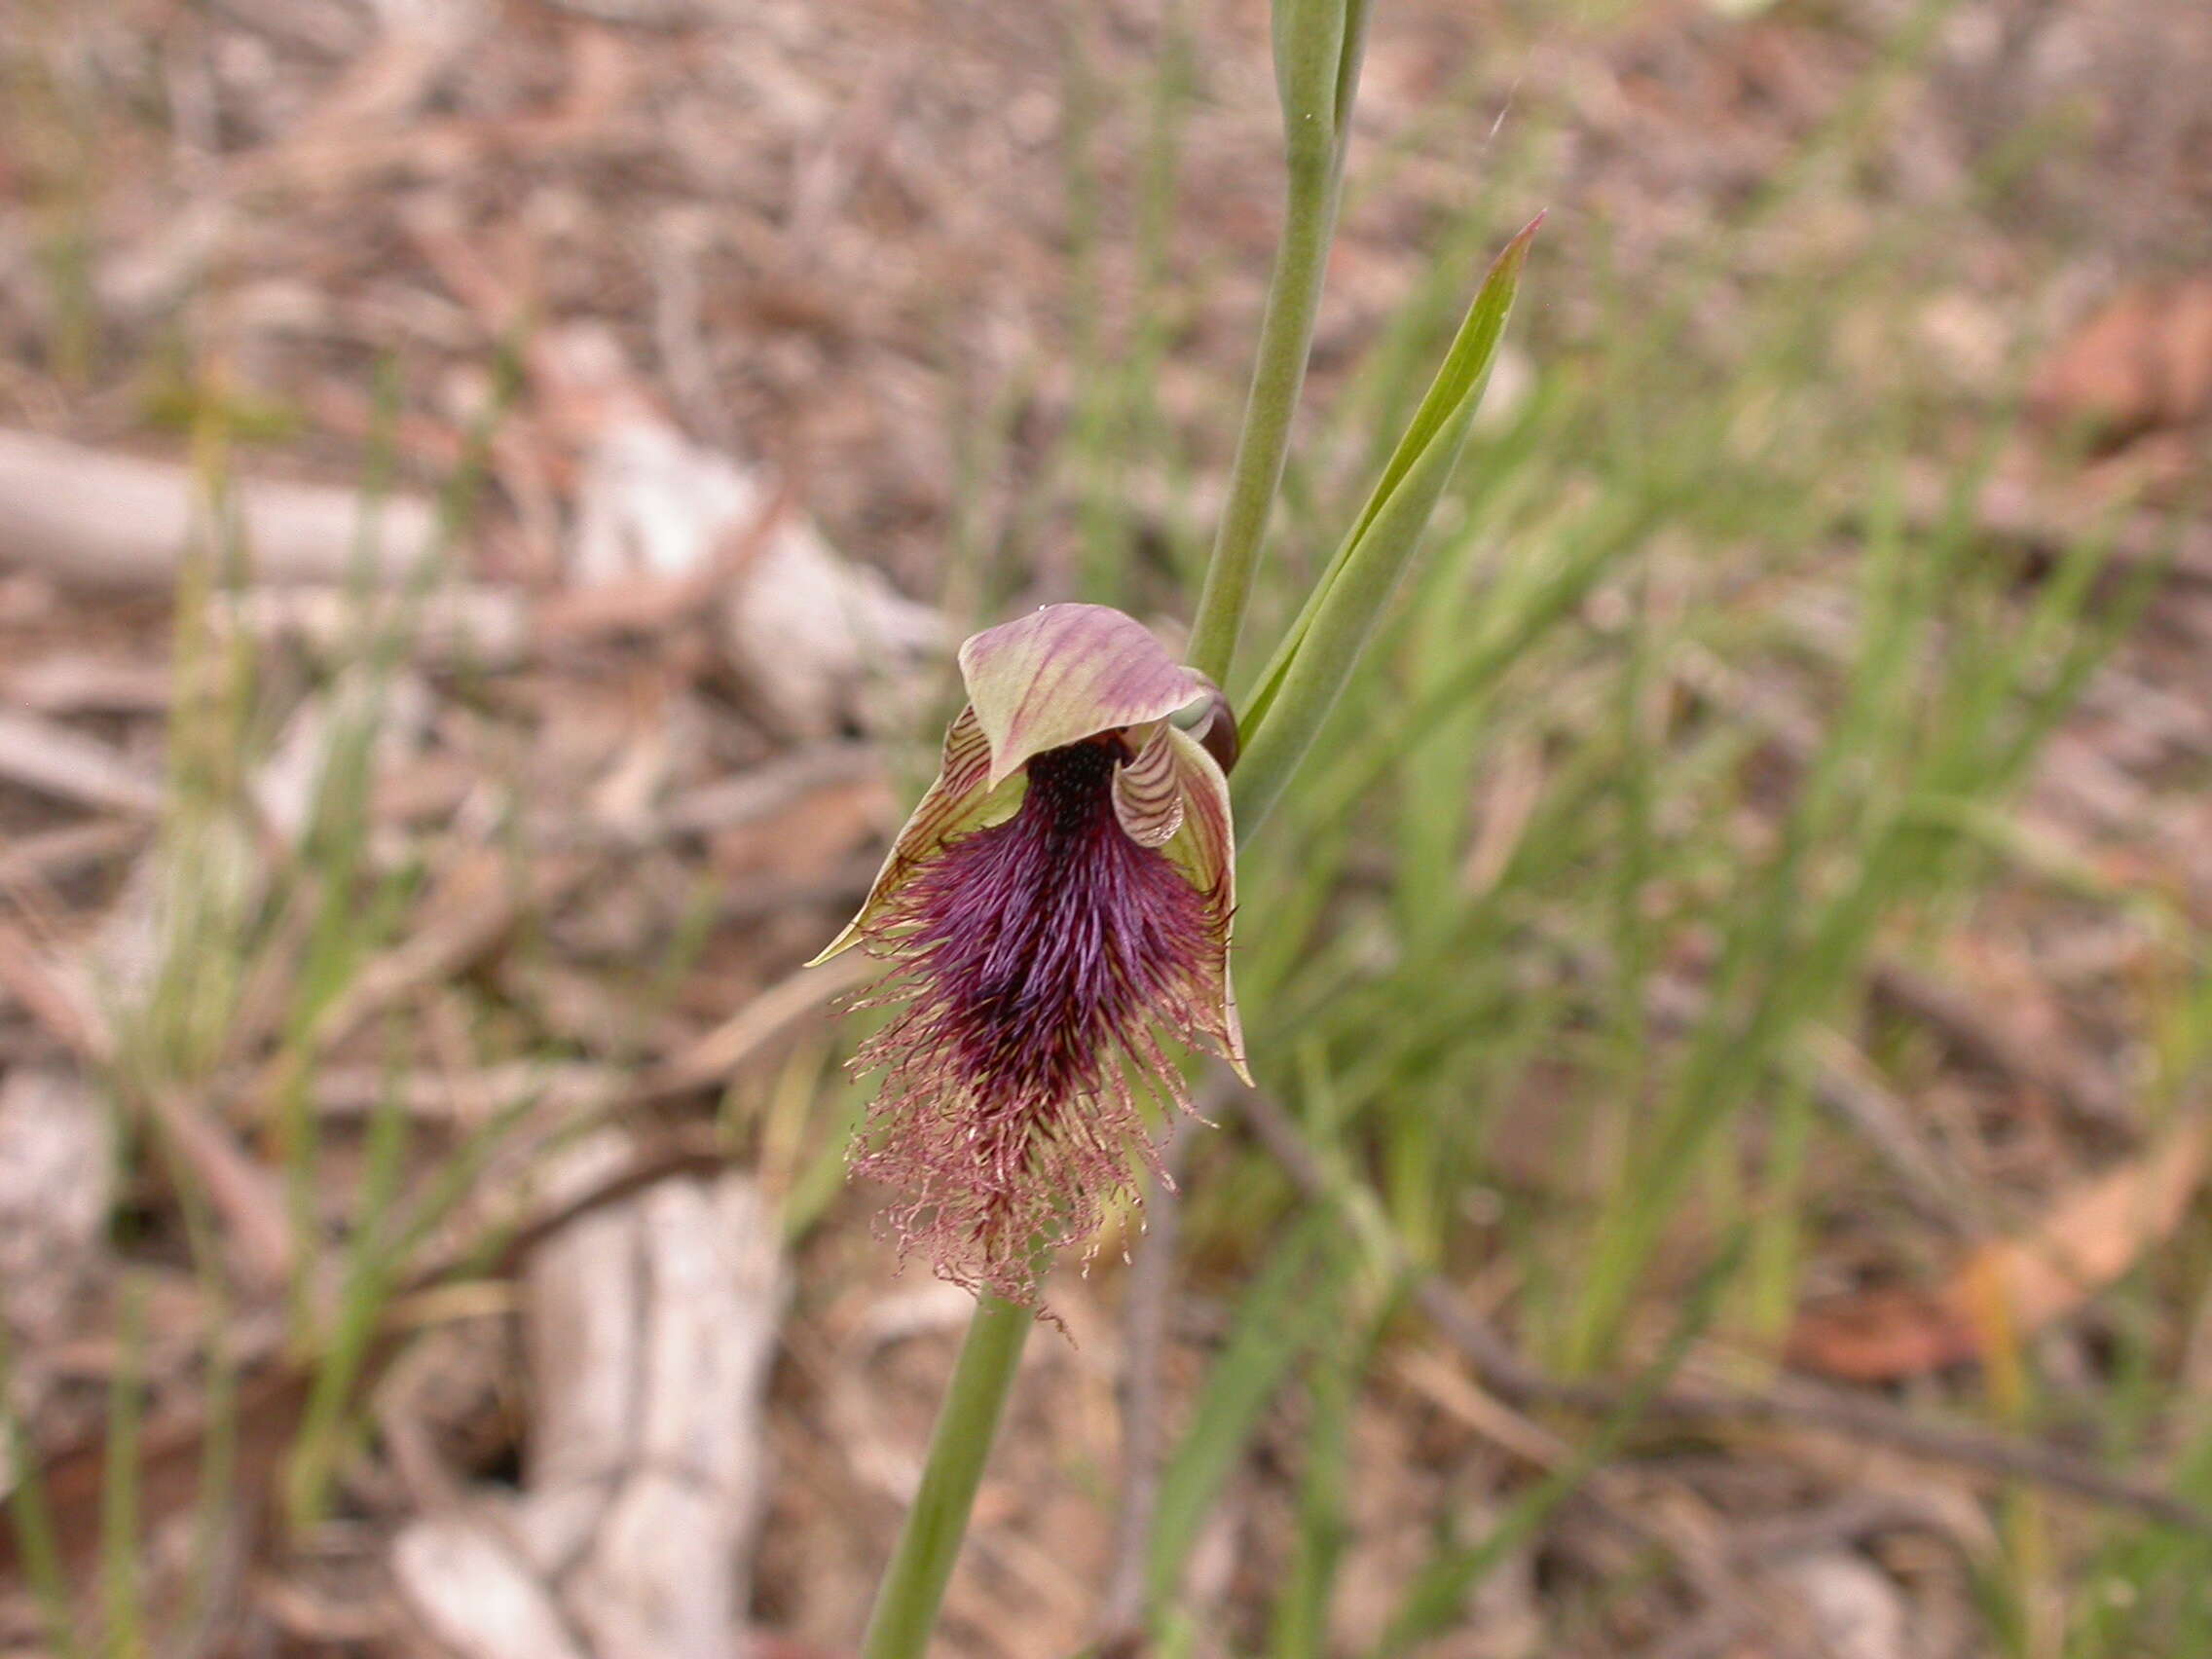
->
1147, 1210, 1350, 1615
1234, 213, 1542, 835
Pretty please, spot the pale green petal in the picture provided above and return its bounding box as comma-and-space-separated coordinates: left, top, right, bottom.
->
1162, 724, 1248, 1081
1170, 681, 1239, 776
959, 604, 1209, 786
1111, 720, 1185, 848
808, 705, 1009, 963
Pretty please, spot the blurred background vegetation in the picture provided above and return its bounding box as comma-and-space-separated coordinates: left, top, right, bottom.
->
1, 0, 2210, 1654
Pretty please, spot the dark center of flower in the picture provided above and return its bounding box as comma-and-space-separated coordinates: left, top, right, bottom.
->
1022, 731, 1124, 825
908, 734, 1205, 1108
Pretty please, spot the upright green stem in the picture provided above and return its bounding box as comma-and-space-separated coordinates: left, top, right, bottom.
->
861, 1292, 1035, 1657
1186, 0, 1369, 685
1186, 148, 1345, 686
860, 10, 1370, 1651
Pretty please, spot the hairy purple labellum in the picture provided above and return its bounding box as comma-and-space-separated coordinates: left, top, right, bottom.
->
854, 739, 1223, 1298
816, 605, 1244, 1305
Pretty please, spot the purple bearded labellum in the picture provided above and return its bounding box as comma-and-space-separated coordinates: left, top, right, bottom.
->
812, 603, 1246, 1304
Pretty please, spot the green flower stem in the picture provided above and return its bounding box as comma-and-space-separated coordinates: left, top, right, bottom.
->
1186, 0, 1371, 685
1185, 151, 1343, 686
860, 1292, 1034, 1658
1232, 215, 1540, 838
859, 11, 1374, 1652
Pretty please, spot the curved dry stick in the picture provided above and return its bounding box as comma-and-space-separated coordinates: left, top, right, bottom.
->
1235, 1084, 2212, 1538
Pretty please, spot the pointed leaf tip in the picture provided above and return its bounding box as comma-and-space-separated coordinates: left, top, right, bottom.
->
1483, 211, 1543, 289
1231, 213, 1543, 830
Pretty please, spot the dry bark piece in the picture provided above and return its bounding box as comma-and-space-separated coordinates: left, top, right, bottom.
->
1766, 1551, 1910, 1659
543, 325, 944, 737
0, 1067, 113, 1354
392, 1519, 593, 1659
392, 1146, 787, 1659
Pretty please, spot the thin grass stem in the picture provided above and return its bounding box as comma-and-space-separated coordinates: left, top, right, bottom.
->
1186, 149, 1344, 685
1186, 0, 1370, 682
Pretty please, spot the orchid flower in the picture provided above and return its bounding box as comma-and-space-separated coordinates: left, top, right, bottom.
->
815, 603, 1246, 1303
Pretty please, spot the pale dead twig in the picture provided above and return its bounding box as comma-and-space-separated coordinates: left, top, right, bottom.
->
210, 463, 809, 685
214, 586, 534, 669
1793, 1026, 1975, 1222
717, 857, 876, 927
648, 208, 738, 453
140, 1087, 296, 1293
210, 560, 793, 674
656, 741, 881, 837
0, 820, 150, 889
640, 954, 874, 1101
0, 707, 166, 817
0, 919, 112, 1059
2, 655, 174, 715
308, 1060, 624, 1124
207, 0, 368, 55
0, 429, 441, 590
1870, 956, 2132, 1137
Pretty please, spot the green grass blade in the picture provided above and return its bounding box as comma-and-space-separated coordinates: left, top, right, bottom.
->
99, 1277, 148, 1659
1147, 1209, 1348, 1615
1269, 1300, 1387, 1657
285, 1037, 414, 1530
0, 1317, 81, 1657
174, 1182, 239, 1649
1235, 216, 1542, 835
1374, 1235, 1743, 1655
1186, 0, 1372, 682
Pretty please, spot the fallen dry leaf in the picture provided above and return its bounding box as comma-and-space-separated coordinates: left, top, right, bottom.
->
1788, 1113, 2209, 1382
2029, 276, 2212, 441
